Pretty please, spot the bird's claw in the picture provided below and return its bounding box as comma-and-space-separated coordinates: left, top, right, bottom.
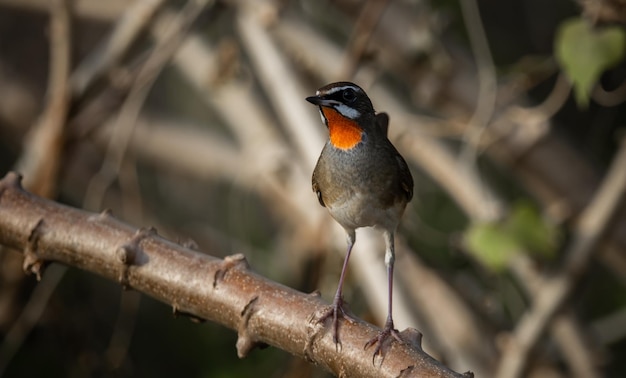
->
364, 323, 404, 363
315, 296, 356, 344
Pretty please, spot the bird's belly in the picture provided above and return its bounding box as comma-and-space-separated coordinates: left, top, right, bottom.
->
326, 191, 403, 231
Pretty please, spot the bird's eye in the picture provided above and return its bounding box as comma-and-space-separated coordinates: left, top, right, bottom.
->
342, 88, 357, 103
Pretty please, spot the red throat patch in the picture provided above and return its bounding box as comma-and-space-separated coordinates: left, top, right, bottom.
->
322, 108, 363, 150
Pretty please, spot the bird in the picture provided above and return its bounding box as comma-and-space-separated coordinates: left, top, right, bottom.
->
306, 81, 414, 356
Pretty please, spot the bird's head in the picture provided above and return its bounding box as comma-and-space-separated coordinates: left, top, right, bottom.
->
306, 82, 374, 121
306, 82, 377, 150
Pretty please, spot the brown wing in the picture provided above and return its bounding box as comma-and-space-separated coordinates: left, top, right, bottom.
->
376, 112, 413, 202
379, 112, 413, 202
311, 170, 326, 207
375, 112, 389, 136
396, 152, 414, 202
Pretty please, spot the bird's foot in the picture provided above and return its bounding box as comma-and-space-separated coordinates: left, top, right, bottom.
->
364, 319, 404, 362
316, 296, 356, 345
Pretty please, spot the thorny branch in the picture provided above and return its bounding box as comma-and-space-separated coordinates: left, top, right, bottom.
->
0, 172, 469, 378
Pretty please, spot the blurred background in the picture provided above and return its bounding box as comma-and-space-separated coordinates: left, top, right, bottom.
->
0, 0, 625, 377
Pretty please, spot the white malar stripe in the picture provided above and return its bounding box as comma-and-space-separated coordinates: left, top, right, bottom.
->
318, 109, 327, 125
335, 103, 361, 119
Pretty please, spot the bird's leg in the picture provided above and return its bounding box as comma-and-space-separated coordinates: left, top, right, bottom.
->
316, 231, 357, 344
365, 231, 403, 358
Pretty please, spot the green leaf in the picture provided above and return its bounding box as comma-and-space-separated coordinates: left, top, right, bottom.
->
555, 18, 626, 107
505, 201, 559, 259
464, 223, 520, 272
464, 202, 560, 272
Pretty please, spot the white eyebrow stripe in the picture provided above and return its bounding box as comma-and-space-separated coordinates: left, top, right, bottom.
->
324, 85, 360, 95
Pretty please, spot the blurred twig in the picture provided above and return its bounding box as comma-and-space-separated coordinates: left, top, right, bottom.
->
0, 0, 126, 20
152, 9, 317, 229
479, 73, 571, 164
509, 256, 601, 378
104, 291, 142, 370
517, 73, 572, 124
83, 0, 215, 211
457, 0, 497, 193
15, 0, 71, 197
236, 3, 325, 166
339, 0, 391, 79
496, 137, 626, 378
592, 79, 626, 107
0, 264, 67, 377
70, 0, 167, 97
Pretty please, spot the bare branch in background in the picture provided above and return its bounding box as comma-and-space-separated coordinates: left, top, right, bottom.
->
14, 0, 71, 198
237, 4, 325, 166
497, 137, 626, 378
339, 0, 391, 79
83, 0, 215, 211
457, 0, 497, 196
70, 0, 168, 97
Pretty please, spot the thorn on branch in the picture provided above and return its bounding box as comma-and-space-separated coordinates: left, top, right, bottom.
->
240, 295, 259, 318
368, 327, 423, 367
399, 327, 423, 351
398, 365, 417, 377
172, 304, 206, 323
180, 238, 199, 250
236, 295, 267, 358
116, 227, 155, 288
5, 171, 24, 187
304, 306, 336, 361
88, 208, 113, 221
23, 218, 47, 280
213, 253, 249, 288
0, 171, 24, 199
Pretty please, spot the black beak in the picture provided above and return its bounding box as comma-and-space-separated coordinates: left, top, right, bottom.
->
306, 96, 336, 107
306, 96, 322, 105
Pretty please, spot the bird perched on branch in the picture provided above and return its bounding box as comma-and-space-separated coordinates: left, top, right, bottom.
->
306, 81, 414, 356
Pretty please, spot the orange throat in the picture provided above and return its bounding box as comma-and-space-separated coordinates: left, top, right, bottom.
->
322, 108, 363, 150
